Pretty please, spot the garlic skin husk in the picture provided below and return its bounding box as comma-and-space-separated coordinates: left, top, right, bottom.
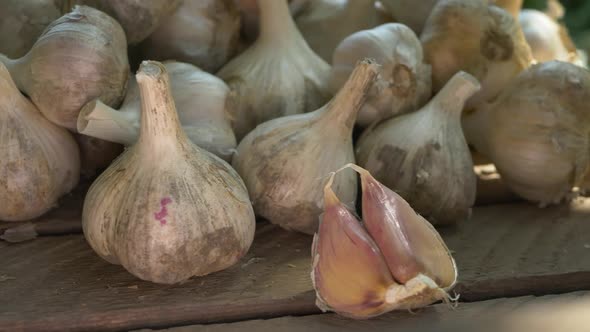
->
463, 61, 590, 206
74, 134, 123, 178
489, 0, 522, 18
0, 62, 80, 222
0, 0, 68, 58
421, 0, 533, 111
232, 60, 379, 235
330, 23, 432, 127
0, 5, 129, 131
378, 0, 439, 35
295, 0, 383, 63
76, 0, 181, 44
77, 61, 237, 162
82, 61, 256, 284
140, 0, 241, 73
217, 0, 332, 141
356, 72, 480, 224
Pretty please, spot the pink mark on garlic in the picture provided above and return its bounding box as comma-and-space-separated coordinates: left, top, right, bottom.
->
154, 197, 173, 225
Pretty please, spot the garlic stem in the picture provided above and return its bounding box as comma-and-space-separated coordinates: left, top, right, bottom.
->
430, 72, 481, 117
77, 100, 139, 145
258, 0, 299, 44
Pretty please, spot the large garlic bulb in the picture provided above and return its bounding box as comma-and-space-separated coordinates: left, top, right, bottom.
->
356, 72, 480, 225
463, 61, 590, 206
217, 0, 332, 141
232, 60, 379, 235
295, 0, 383, 63
140, 0, 241, 73
421, 0, 533, 111
0, 5, 129, 130
378, 0, 439, 35
0, 62, 80, 222
330, 23, 431, 127
82, 61, 256, 284
78, 61, 237, 162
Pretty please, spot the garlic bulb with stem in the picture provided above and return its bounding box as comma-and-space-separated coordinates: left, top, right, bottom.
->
0, 5, 129, 130
421, 0, 533, 111
0, 61, 80, 222
489, 0, 522, 18
82, 61, 256, 284
232, 60, 379, 235
330, 23, 431, 127
356, 71, 481, 225
140, 0, 241, 73
78, 61, 237, 162
463, 61, 590, 206
378, 0, 438, 35
217, 0, 332, 141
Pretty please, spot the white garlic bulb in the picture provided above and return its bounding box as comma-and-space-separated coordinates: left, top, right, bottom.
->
217, 0, 332, 141
356, 72, 481, 224
463, 61, 590, 206
232, 60, 379, 235
379, 0, 439, 35
82, 61, 256, 284
0, 62, 80, 222
330, 23, 432, 127
78, 61, 237, 162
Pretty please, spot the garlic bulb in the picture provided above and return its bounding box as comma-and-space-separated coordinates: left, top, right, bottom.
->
463, 61, 590, 206
330, 23, 431, 127
421, 0, 533, 111
0, 5, 129, 130
378, 0, 439, 35
217, 0, 332, 141
235, 0, 308, 43
295, 0, 383, 63
74, 134, 123, 177
82, 61, 256, 284
233, 60, 379, 235
140, 0, 241, 73
356, 72, 480, 224
78, 61, 237, 162
0, 62, 80, 222
489, 0, 522, 18
77, 0, 181, 44
0, 0, 68, 58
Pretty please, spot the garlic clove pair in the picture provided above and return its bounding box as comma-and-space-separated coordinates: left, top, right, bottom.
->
82, 61, 255, 284
0, 61, 80, 222
330, 23, 432, 127
0, 5, 130, 130
312, 164, 457, 319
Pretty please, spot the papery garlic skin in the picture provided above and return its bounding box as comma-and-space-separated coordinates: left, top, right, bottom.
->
0, 62, 80, 222
141, 0, 241, 73
82, 61, 255, 284
379, 0, 439, 35
331, 23, 432, 127
0, 5, 129, 130
463, 61, 590, 206
233, 60, 379, 235
218, 0, 332, 141
356, 72, 480, 224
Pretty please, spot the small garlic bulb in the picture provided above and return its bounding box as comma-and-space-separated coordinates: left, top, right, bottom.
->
356, 72, 481, 224
489, 0, 523, 18
0, 62, 80, 222
82, 61, 256, 284
78, 61, 237, 162
378, 0, 439, 35
421, 0, 533, 111
295, 0, 383, 63
233, 60, 379, 235
217, 0, 332, 141
0, 5, 129, 130
140, 0, 241, 73
330, 23, 432, 127
463, 61, 590, 206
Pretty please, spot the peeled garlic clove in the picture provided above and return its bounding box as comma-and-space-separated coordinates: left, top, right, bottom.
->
0, 62, 80, 222
356, 72, 480, 224
295, 0, 383, 64
331, 23, 432, 127
489, 0, 522, 18
0, 5, 129, 130
140, 0, 241, 73
78, 61, 237, 162
82, 61, 255, 284
74, 134, 123, 178
232, 60, 379, 235
421, 0, 533, 111
463, 61, 590, 206
379, 0, 439, 35
312, 172, 398, 319
217, 0, 332, 141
